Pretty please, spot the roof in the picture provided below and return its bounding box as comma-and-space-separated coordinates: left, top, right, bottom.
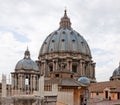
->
45, 78, 87, 87
15, 59, 39, 71
89, 80, 120, 92
59, 78, 86, 87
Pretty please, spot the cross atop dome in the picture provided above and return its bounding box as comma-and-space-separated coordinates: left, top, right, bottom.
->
59, 9, 71, 29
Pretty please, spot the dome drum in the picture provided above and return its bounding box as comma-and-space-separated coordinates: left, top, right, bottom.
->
38, 53, 96, 81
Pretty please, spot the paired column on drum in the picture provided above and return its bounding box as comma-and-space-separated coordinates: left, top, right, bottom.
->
78, 59, 96, 79
52, 59, 59, 71
67, 59, 72, 71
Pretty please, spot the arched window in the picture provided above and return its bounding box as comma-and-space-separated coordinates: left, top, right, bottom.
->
49, 65, 53, 72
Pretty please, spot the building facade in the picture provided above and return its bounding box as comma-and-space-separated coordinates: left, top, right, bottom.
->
89, 63, 120, 101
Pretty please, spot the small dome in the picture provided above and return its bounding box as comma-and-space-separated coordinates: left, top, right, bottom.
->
78, 77, 90, 85
113, 68, 120, 76
110, 63, 120, 81
15, 48, 39, 71
38, 10, 91, 58
112, 65, 120, 77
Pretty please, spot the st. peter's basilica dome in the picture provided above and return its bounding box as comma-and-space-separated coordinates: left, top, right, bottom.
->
38, 10, 96, 82
39, 10, 91, 58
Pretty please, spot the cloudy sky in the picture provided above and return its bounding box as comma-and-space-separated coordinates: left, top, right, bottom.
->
0, 0, 120, 82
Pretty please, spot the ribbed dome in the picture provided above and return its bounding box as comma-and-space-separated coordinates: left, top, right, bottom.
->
38, 10, 91, 58
15, 48, 39, 71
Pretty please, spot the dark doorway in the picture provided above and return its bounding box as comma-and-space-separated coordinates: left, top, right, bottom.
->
117, 92, 120, 99
80, 95, 84, 105
105, 91, 108, 99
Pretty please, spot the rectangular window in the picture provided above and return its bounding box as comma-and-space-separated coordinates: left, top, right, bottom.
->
72, 65, 77, 73
55, 74, 59, 77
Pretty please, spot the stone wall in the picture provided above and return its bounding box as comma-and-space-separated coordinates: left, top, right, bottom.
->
57, 91, 73, 105
0, 96, 53, 105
